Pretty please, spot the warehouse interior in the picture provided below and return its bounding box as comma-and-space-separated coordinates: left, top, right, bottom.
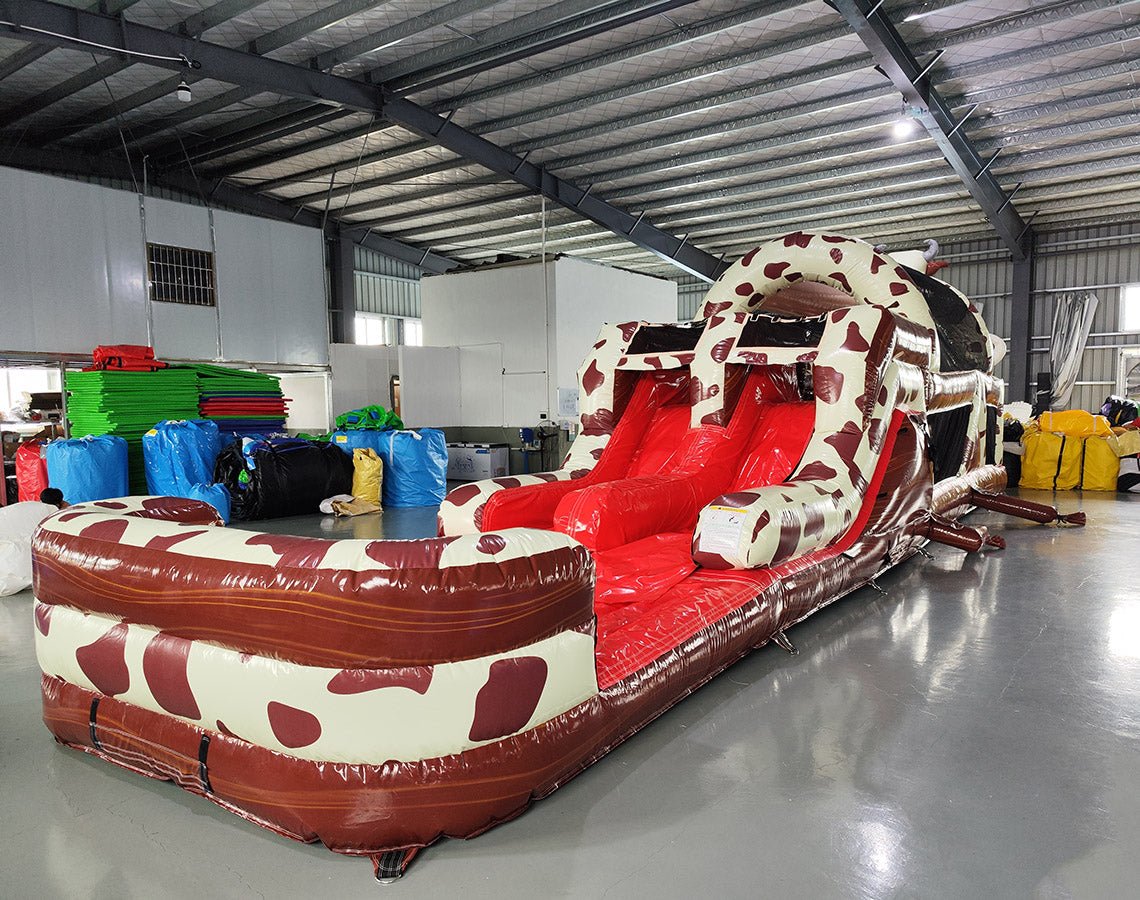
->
0, 1, 1137, 896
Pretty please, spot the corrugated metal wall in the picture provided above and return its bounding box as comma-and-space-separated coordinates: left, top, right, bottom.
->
676, 275, 708, 320
941, 222, 1140, 412
353, 244, 422, 318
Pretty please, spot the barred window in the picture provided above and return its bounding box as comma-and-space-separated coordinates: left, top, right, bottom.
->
146, 243, 216, 307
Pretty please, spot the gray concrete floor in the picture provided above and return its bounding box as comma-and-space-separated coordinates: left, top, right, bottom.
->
1, 490, 1136, 898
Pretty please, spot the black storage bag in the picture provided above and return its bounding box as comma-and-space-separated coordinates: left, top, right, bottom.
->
215, 438, 354, 520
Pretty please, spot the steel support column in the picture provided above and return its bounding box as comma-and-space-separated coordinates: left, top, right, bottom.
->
1006, 233, 1036, 403
328, 229, 357, 346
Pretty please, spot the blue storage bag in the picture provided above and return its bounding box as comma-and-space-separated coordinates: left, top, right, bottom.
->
376, 429, 448, 508
45, 435, 130, 504
185, 483, 232, 525
328, 429, 389, 456
143, 419, 222, 495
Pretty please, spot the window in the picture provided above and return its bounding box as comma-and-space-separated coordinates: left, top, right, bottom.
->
355, 314, 395, 346
354, 314, 423, 347
1122, 283, 1140, 332
1, 366, 61, 419
147, 243, 216, 307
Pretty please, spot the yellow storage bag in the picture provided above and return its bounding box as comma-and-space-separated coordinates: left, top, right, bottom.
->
1021, 431, 1081, 490
1079, 435, 1120, 492
351, 448, 383, 505
1038, 410, 1112, 437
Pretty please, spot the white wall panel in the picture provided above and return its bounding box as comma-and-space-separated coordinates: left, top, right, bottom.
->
460, 343, 505, 426
142, 195, 211, 250
0, 166, 147, 353
399, 346, 460, 426
553, 257, 676, 416
422, 263, 549, 376
422, 257, 677, 426
278, 372, 331, 432
266, 219, 328, 366
213, 212, 276, 364
330, 343, 398, 418
213, 210, 328, 365
0, 166, 328, 366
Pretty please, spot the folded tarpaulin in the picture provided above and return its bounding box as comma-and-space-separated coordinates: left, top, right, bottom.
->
184, 365, 290, 432
45, 435, 130, 504
91, 344, 168, 371
335, 404, 403, 431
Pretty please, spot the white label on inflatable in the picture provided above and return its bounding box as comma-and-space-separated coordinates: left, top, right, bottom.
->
699, 505, 748, 555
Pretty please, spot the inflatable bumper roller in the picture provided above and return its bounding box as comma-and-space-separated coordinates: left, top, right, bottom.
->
32, 232, 1083, 879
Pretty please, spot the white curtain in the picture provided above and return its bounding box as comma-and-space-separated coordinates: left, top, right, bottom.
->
1049, 291, 1098, 411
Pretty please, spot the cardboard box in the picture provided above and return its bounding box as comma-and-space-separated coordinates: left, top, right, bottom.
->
446, 442, 509, 481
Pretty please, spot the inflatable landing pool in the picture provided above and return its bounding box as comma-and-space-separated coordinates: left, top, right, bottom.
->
32, 232, 1082, 879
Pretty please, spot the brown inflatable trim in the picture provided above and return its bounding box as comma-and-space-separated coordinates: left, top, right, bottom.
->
34, 532, 595, 668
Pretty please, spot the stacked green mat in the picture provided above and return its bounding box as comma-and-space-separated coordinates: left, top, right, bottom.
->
65, 369, 201, 494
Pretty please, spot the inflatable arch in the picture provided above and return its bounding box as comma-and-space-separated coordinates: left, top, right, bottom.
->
33, 232, 1082, 879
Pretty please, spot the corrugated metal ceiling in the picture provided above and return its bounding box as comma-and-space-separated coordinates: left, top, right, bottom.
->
0, 0, 1137, 276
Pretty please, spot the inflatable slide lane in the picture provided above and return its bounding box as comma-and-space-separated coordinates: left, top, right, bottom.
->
33, 233, 1083, 880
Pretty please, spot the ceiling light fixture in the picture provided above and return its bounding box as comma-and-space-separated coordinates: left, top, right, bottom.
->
176, 78, 192, 102
893, 117, 916, 139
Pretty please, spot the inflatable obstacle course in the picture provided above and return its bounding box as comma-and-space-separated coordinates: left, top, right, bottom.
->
33, 232, 1084, 879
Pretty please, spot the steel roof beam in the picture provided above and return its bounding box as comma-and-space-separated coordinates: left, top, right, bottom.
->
380, 96, 728, 280
832, 0, 1028, 257
390, 0, 706, 96
0, 2, 387, 111
256, 1, 1136, 208
355, 95, 1140, 236
0, 0, 142, 81
27, 0, 396, 147
175, 108, 351, 168
335, 86, 1140, 231
442, 163, 1140, 261
1, 1, 728, 282
464, 178, 1140, 269
169, 0, 762, 178
373, 0, 670, 86
28, 0, 397, 148
0, 0, 265, 130
94, 0, 656, 158
334, 88, 1140, 226
408, 0, 793, 100
82, 0, 502, 158
425, 0, 1105, 149
217, 0, 1117, 193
